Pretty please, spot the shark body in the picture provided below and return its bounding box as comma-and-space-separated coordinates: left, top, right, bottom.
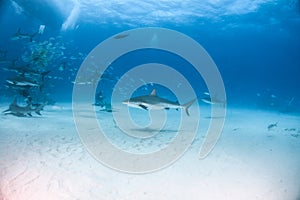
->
11, 28, 37, 42
201, 93, 226, 106
122, 89, 196, 116
3, 98, 46, 117
6, 76, 40, 87
3, 65, 50, 80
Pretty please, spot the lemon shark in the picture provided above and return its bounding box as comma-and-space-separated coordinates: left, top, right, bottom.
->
122, 89, 196, 116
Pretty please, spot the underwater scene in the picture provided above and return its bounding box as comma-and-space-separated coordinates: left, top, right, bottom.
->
0, 0, 300, 199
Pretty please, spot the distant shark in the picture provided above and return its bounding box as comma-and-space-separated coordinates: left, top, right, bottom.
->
3, 65, 50, 80
3, 98, 46, 117
11, 28, 37, 42
201, 93, 226, 106
6, 76, 40, 87
122, 89, 196, 116
201, 97, 226, 105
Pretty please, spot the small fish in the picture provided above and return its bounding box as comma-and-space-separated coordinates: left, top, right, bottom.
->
58, 62, 67, 71
267, 122, 278, 131
271, 94, 277, 98
284, 128, 296, 131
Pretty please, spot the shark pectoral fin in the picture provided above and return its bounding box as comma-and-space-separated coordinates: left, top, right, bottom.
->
183, 98, 197, 116
2, 109, 9, 113
39, 84, 43, 92
27, 113, 32, 117
139, 104, 148, 110
165, 107, 170, 110
12, 97, 18, 106
30, 32, 37, 42
41, 70, 51, 81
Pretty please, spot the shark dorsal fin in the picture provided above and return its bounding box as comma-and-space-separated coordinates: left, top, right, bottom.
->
150, 89, 156, 96
12, 98, 17, 105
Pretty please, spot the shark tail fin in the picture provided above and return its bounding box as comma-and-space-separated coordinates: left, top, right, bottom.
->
30, 34, 35, 42
30, 31, 38, 42
41, 70, 51, 81
38, 82, 44, 92
12, 59, 18, 67
2, 109, 9, 113
12, 97, 18, 106
182, 98, 196, 116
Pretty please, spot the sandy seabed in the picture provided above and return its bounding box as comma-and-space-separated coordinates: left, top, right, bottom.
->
0, 103, 299, 200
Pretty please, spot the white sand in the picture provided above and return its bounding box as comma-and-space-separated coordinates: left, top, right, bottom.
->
0, 104, 300, 200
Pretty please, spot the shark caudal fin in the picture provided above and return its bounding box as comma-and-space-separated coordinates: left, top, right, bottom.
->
16, 28, 21, 34
30, 32, 38, 42
41, 70, 51, 81
182, 99, 196, 116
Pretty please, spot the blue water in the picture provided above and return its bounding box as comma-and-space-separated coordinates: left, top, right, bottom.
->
0, 0, 300, 112
1, 1, 300, 199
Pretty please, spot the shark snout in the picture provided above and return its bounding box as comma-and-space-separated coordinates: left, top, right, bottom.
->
122, 99, 129, 105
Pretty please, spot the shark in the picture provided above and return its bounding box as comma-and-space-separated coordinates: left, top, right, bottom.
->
11, 28, 37, 42
122, 89, 196, 116
201, 97, 226, 105
3, 64, 50, 80
3, 98, 46, 117
201, 93, 226, 106
6, 76, 40, 87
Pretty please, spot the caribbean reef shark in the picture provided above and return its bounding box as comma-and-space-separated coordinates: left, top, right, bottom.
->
11, 28, 37, 42
6, 76, 40, 87
3, 98, 46, 117
122, 89, 196, 116
201, 92, 226, 106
